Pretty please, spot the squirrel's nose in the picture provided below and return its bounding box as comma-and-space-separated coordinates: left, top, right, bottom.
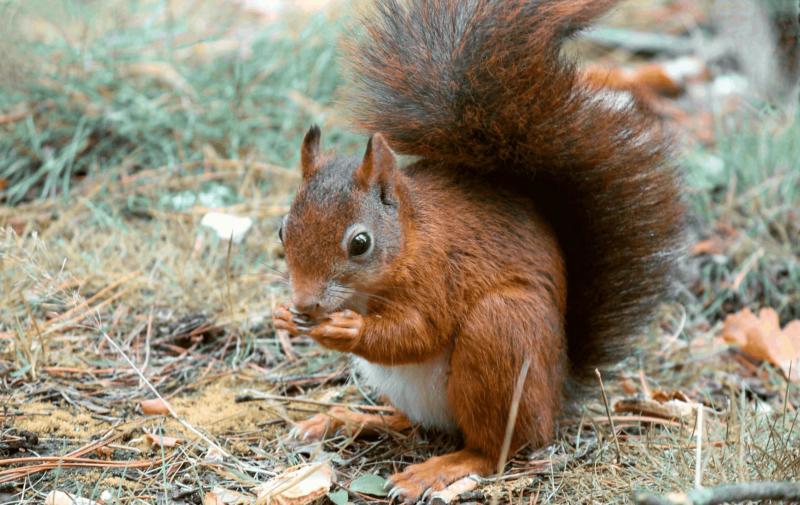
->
292, 296, 323, 319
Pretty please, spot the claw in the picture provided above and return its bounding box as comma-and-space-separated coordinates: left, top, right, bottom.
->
292, 316, 312, 325
387, 486, 407, 502
421, 488, 432, 502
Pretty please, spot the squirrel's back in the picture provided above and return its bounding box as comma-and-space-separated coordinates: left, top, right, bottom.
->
348, 0, 685, 393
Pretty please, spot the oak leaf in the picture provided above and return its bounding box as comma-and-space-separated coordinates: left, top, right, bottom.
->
255, 462, 334, 505
722, 308, 800, 381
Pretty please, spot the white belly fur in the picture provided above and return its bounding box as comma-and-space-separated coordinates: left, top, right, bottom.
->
353, 353, 457, 431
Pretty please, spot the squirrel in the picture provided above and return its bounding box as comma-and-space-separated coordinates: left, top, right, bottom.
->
272, 0, 684, 502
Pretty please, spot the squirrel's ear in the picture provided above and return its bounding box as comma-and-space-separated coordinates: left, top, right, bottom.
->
300, 125, 321, 180
355, 133, 397, 192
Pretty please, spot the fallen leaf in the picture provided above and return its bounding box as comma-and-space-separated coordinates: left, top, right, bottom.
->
326, 490, 349, 505
144, 433, 183, 448
255, 462, 334, 505
45, 491, 100, 505
201, 212, 253, 244
205, 487, 251, 505
722, 308, 800, 381
583, 57, 705, 98
619, 378, 638, 395
0, 178, 7, 191
203, 492, 224, 505
429, 476, 479, 504
651, 390, 691, 403
348, 474, 389, 497
94, 446, 113, 459
614, 390, 698, 421
204, 445, 226, 463
691, 237, 726, 256
140, 398, 171, 415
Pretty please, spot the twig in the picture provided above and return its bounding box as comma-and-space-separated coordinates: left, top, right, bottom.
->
276, 329, 298, 362
42, 366, 114, 376
98, 323, 268, 477
731, 248, 764, 290
0, 458, 162, 484
596, 368, 622, 463
101, 327, 226, 453
694, 404, 704, 488
491, 358, 531, 505
633, 481, 800, 505
236, 390, 394, 413
0, 431, 126, 483
564, 414, 683, 428
43, 271, 139, 329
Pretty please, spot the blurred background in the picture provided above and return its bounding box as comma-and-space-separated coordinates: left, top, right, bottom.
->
0, 1, 798, 503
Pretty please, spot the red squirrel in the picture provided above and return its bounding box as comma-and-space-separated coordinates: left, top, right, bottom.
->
272, 0, 684, 502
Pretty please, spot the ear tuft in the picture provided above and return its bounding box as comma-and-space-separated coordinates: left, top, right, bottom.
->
300, 125, 321, 180
355, 133, 397, 191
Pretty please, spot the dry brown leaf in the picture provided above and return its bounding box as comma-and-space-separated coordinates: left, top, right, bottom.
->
691, 237, 726, 256
614, 392, 697, 421
140, 398, 171, 415
619, 378, 639, 395
255, 462, 334, 505
204, 487, 251, 505
429, 477, 478, 504
144, 433, 183, 448
45, 491, 100, 505
94, 446, 113, 459
204, 491, 225, 505
583, 57, 706, 98
722, 308, 800, 381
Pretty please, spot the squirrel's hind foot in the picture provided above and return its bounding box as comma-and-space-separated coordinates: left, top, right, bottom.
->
386, 449, 493, 504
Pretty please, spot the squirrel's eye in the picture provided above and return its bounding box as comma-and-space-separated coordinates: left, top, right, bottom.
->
348, 232, 371, 257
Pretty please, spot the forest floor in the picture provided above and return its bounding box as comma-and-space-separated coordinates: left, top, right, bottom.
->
1, 0, 799, 504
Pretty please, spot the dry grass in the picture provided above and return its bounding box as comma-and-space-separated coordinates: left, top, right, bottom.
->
1, 0, 799, 504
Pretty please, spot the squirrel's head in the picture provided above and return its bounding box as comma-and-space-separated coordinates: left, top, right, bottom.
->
279, 125, 406, 318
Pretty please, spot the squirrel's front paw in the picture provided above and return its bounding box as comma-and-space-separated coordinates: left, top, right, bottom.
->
272, 304, 307, 336
307, 309, 364, 352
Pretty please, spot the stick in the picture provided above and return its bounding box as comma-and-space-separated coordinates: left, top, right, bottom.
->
490, 358, 531, 505
596, 368, 622, 463
98, 322, 268, 477
633, 481, 800, 505
694, 404, 704, 488
236, 390, 394, 413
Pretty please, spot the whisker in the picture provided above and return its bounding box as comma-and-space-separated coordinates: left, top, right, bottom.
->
328, 285, 398, 308
262, 266, 289, 279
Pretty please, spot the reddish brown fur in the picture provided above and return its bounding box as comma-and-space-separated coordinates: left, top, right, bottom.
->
274, 0, 685, 502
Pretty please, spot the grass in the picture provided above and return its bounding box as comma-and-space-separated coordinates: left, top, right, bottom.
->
1, 0, 799, 504
683, 111, 800, 324
0, 0, 363, 204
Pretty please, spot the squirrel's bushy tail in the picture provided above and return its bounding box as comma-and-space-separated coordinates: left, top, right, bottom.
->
347, 0, 684, 392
